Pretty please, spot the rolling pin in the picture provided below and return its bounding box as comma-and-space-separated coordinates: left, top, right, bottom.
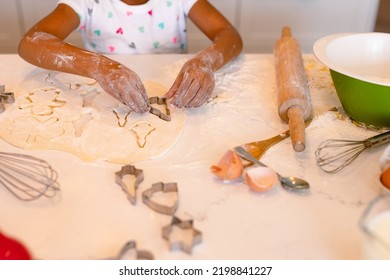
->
274, 26, 312, 152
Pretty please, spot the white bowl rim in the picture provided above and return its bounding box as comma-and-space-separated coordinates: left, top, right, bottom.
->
313, 32, 390, 87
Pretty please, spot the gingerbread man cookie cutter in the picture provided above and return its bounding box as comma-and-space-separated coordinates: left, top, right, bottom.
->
115, 165, 144, 205
142, 182, 179, 215
148, 96, 171, 121
162, 216, 202, 254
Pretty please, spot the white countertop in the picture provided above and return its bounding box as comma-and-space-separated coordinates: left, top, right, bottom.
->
0, 54, 385, 260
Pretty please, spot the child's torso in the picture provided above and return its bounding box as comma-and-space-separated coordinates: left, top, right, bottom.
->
69, 0, 196, 54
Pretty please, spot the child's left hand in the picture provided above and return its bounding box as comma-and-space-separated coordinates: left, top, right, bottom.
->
165, 55, 215, 108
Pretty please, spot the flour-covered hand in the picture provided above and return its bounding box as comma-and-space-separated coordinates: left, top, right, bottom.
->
165, 56, 215, 108
93, 61, 149, 113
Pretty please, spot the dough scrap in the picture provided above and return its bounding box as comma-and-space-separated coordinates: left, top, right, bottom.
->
0, 72, 186, 164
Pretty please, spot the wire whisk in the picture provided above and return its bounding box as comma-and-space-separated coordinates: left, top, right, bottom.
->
315, 130, 390, 173
0, 152, 60, 201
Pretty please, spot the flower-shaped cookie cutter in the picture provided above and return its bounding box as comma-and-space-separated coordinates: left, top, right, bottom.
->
115, 165, 144, 205
113, 240, 154, 260
162, 216, 202, 254
148, 96, 171, 122
142, 182, 178, 215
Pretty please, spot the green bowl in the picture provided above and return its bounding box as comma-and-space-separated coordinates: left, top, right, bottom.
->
313, 33, 390, 128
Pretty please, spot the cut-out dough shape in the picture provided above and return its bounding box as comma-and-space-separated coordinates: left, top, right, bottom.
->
113, 107, 132, 128
73, 113, 94, 137
23, 88, 65, 116
131, 121, 156, 148
0, 72, 186, 164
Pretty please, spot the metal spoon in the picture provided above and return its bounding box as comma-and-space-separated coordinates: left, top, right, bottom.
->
234, 146, 310, 191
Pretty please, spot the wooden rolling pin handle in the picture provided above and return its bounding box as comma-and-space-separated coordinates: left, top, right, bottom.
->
287, 105, 306, 152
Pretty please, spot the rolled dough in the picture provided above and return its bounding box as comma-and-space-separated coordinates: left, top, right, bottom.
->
0, 71, 186, 164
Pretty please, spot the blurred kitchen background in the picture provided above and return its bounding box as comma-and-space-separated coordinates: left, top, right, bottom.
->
0, 0, 389, 54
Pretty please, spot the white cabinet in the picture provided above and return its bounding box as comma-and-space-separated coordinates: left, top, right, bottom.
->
239, 0, 380, 53
187, 0, 239, 53
19, 0, 83, 48
0, 0, 23, 53
19, 0, 57, 28
188, 0, 380, 53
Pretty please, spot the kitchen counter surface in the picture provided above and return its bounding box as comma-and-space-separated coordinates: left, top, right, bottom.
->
0, 54, 385, 260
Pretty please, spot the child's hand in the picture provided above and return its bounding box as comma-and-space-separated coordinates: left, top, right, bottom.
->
94, 61, 150, 113
165, 56, 215, 108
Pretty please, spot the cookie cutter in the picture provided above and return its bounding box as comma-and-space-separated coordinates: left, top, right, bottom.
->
162, 216, 202, 254
1, 92, 15, 104
0, 85, 15, 113
148, 96, 171, 122
0, 97, 4, 113
115, 165, 144, 205
113, 240, 154, 260
142, 182, 179, 215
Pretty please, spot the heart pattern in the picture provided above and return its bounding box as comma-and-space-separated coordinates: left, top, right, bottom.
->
82, 0, 184, 54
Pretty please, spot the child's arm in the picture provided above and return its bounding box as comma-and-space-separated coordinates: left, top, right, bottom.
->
165, 0, 243, 108
18, 4, 149, 113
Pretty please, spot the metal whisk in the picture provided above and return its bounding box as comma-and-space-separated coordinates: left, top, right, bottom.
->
315, 130, 390, 174
0, 152, 60, 201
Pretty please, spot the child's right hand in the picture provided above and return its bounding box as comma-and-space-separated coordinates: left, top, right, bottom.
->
93, 59, 150, 113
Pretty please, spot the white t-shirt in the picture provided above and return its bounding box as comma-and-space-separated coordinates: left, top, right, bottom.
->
58, 0, 198, 54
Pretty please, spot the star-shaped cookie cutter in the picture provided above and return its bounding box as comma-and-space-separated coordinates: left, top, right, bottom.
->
113, 240, 154, 260
142, 182, 178, 215
115, 165, 144, 205
148, 96, 171, 121
162, 216, 202, 254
